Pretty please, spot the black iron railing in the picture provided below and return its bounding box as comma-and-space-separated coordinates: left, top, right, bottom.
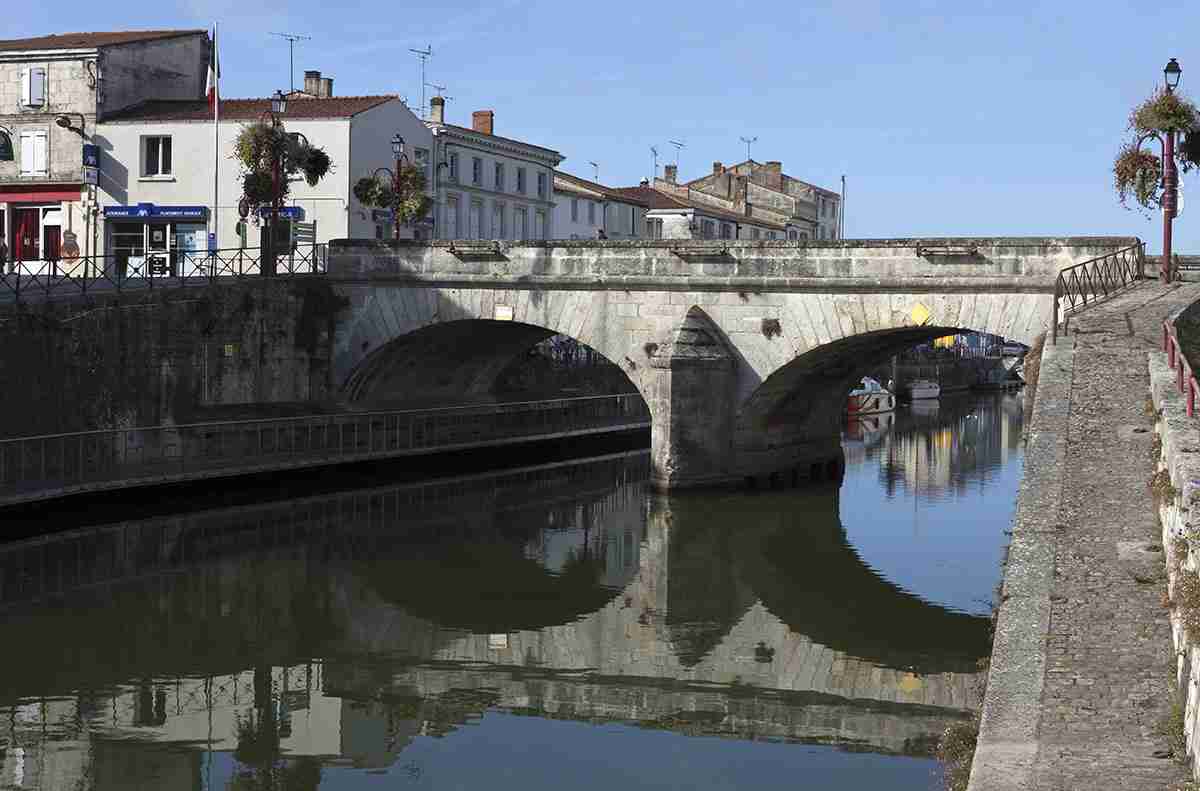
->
1052, 242, 1145, 343
0, 244, 327, 304
0, 394, 650, 507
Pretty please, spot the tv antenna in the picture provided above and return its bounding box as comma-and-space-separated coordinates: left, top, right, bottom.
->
410, 45, 433, 117
425, 81, 451, 102
588, 161, 600, 181
269, 32, 311, 94
650, 146, 659, 178
740, 135, 758, 162
668, 139, 685, 166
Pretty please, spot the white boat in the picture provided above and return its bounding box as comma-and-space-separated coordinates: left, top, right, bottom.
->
846, 377, 896, 416
906, 379, 941, 401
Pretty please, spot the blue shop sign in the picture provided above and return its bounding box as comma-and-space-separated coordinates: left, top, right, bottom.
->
104, 203, 209, 220
256, 206, 306, 221
82, 143, 100, 168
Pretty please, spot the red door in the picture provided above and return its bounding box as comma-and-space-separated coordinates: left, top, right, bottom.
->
13, 208, 39, 262
43, 225, 61, 263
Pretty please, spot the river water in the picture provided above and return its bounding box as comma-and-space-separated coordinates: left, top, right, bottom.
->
0, 392, 1024, 790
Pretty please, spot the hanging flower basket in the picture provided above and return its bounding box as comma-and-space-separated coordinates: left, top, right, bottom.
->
1113, 144, 1162, 210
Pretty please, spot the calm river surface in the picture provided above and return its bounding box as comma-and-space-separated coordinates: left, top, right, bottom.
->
0, 392, 1024, 790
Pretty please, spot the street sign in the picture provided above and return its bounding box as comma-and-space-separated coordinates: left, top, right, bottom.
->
82, 167, 98, 185
256, 206, 306, 221
208, 232, 217, 253
371, 209, 394, 223
82, 143, 99, 168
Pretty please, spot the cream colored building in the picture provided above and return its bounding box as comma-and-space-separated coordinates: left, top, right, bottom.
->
552, 170, 648, 240
95, 90, 430, 272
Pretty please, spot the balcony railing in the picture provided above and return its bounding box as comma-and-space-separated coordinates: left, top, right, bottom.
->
0, 244, 327, 304
0, 393, 650, 507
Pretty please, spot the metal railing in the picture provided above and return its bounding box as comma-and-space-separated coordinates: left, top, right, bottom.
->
1163, 319, 1199, 417
0, 393, 650, 506
0, 244, 327, 304
1052, 242, 1145, 344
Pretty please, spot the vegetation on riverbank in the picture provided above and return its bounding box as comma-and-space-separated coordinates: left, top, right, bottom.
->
935, 718, 979, 791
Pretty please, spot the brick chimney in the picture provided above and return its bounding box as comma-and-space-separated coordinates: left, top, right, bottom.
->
303, 70, 321, 95
472, 110, 494, 136
663, 164, 677, 184
319, 77, 333, 98
763, 160, 782, 189
713, 161, 723, 176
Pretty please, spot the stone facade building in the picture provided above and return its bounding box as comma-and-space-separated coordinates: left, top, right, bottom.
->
552, 170, 648, 240
425, 96, 562, 240
614, 181, 785, 240
0, 29, 209, 267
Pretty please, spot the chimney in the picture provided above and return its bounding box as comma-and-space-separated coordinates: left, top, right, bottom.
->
303, 70, 321, 96
319, 77, 333, 98
712, 161, 723, 176
430, 95, 445, 125
472, 110, 494, 136
663, 164, 677, 184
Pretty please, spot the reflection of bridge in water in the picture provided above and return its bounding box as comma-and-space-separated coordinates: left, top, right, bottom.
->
0, 453, 986, 785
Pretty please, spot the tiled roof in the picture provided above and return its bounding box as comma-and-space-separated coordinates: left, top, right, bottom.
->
555, 171, 649, 206
436, 123, 562, 158
614, 186, 784, 229
102, 96, 398, 122
0, 30, 205, 52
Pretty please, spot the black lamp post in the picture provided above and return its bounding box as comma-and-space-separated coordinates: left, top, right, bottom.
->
373, 133, 409, 241
1162, 58, 1181, 283
259, 90, 288, 274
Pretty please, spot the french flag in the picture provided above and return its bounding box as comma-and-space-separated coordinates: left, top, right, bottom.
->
206, 27, 219, 111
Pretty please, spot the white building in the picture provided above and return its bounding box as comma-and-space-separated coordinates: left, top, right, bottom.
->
95, 88, 430, 270
615, 182, 786, 240
425, 97, 562, 240
552, 170, 647, 240
0, 29, 209, 267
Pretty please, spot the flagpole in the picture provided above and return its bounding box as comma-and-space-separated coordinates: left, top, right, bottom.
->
212, 22, 220, 266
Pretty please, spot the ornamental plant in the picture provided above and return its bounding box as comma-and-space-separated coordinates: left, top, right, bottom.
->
1113, 88, 1200, 213
353, 164, 433, 228
233, 122, 332, 216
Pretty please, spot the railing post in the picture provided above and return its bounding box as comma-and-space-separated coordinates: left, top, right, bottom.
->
1189, 377, 1196, 418
1051, 281, 1060, 345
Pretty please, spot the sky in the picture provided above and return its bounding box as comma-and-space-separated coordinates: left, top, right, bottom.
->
9, 0, 1200, 251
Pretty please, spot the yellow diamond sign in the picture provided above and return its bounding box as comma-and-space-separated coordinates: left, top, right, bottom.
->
910, 302, 931, 326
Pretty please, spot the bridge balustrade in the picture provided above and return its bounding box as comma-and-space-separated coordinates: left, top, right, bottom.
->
0, 394, 649, 507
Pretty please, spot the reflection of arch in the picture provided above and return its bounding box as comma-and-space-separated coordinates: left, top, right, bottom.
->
660, 486, 992, 674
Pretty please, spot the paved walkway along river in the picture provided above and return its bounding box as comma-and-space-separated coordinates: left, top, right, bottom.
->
971, 281, 1200, 791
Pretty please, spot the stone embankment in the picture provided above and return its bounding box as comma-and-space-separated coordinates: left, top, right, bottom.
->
969, 282, 1200, 791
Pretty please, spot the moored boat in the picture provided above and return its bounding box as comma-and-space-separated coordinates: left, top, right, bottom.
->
905, 379, 941, 401
846, 377, 896, 416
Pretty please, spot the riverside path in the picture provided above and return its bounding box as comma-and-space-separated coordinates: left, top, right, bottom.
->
970, 281, 1200, 790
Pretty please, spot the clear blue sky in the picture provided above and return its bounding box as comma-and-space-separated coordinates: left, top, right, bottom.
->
11, 0, 1200, 251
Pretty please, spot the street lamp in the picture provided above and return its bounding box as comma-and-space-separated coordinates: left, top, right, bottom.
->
1162, 58, 1182, 282
1166, 58, 1182, 93
258, 90, 289, 275
375, 133, 409, 241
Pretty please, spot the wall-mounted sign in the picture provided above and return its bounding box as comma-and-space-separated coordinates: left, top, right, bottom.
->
82, 143, 99, 168
371, 209, 394, 223
0, 131, 12, 162
82, 167, 98, 185
103, 203, 209, 220
256, 206, 306, 221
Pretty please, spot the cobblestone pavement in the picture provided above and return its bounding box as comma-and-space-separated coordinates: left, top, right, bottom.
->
972, 282, 1200, 791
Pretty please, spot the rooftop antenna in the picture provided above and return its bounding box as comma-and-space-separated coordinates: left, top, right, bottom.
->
650, 146, 659, 179
588, 161, 600, 181
409, 45, 433, 117
425, 81, 452, 103
668, 139, 685, 166
269, 32, 311, 94
739, 135, 758, 162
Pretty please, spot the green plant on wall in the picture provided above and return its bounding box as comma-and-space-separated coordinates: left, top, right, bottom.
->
233, 122, 332, 218
353, 164, 433, 232
1114, 88, 1200, 213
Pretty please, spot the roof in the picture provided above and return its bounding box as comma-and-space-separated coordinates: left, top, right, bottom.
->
690, 159, 841, 198
435, 123, 562, 159
0, 30, 205, 52
103, 96, 398, 122
554, 171, 649, 206
613, 185, 784, 229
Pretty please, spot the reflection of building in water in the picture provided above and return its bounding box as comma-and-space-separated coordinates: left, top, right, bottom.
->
0, 452, 988, 787
856, 394, 1024, 501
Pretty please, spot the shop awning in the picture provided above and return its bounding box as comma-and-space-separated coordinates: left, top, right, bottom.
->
0, 186, 83, 203
104, 203, 208, 220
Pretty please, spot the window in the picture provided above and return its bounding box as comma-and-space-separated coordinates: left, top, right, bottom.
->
444, 195, 460, 238
492, 202, 505, 239
700, 219, 715, 239
415, 148, 430, 182
19, 130, 47, 175
142, 136, 172, 177
751, 228, 760, 240
449, 153, 459, 183
470, 200, 483, 239
472, 157, 482, 185
788, 230, 798, 240
517, 168, 527, 194
768, 231, 777, 240
494, 162, 505, 192
646, 217, 663, 239
537, 172, 547, 199
587, 201, 595, 224
515, 207, 528, 239
20, 67, 46, 107
720, 223, 732, 240
534, 210, 546, 239
571, 198, 579, 222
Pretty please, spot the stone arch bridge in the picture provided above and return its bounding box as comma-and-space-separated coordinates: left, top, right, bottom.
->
328, 236, 1136, 488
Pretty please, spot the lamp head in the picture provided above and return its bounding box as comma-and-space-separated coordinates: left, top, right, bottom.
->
271, 90, 287, 116
1165, 58, 1182, 92
391, 133, 405, 158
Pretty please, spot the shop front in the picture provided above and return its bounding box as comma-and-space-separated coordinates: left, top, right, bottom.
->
103, 204, 209, 277
0, 186, 84, 273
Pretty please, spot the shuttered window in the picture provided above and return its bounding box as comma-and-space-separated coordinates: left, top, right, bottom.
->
20, 67, 46, 107
19, 130, 47, 175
